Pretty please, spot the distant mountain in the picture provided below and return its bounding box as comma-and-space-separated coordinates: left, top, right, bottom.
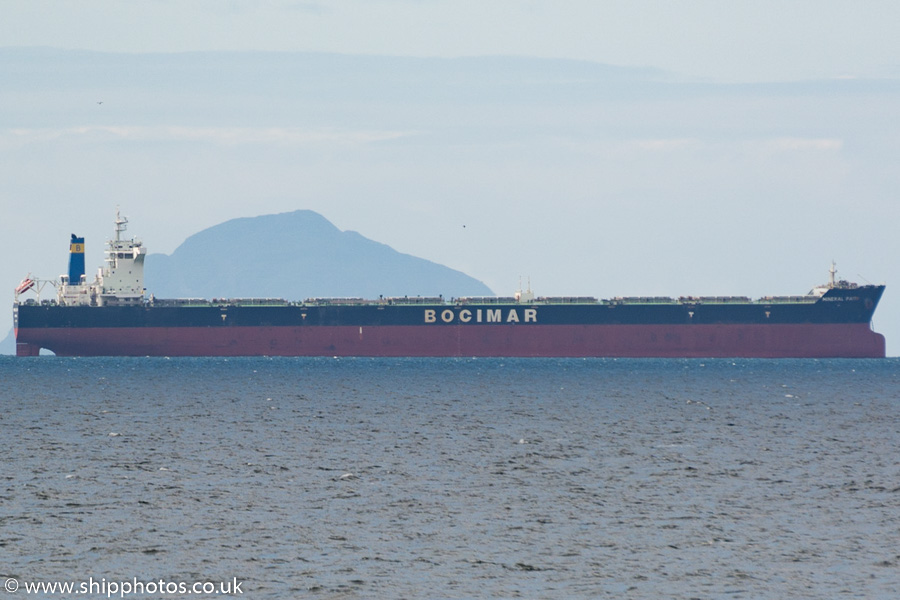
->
144, 210, 493, 300
0, 328, 13, 355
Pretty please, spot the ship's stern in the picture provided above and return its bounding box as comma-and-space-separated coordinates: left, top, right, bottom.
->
13, 303, 43, 356
16, 339, 41, 356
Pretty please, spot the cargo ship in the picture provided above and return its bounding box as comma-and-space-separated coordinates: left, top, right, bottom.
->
13, 214, 886, 358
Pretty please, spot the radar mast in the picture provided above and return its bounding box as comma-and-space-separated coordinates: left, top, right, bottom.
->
114, 208, 128, 242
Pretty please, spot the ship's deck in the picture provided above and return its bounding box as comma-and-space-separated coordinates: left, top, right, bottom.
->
16, 294, 823, 309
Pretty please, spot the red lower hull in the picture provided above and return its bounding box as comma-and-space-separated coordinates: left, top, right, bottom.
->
16, 323, 886, 358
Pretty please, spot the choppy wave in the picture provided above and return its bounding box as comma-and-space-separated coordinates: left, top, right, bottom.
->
3, 357, 899, 598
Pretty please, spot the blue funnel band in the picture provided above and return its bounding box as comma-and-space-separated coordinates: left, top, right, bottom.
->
68, 235, 85, 284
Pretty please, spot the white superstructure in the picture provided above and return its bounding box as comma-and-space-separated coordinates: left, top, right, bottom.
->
94, 211, 146, 306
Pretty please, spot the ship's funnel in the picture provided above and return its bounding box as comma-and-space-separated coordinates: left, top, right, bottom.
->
68, 234, 85, 284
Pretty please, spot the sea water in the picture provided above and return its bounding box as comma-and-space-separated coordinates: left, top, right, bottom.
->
2, 357, 899, 599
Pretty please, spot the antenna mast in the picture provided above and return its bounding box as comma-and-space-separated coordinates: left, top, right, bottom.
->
114, 208, 128, 242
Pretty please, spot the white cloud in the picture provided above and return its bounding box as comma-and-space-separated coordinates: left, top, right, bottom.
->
2, 126, 416, 146
628, 138, 702, 152
619, 137, 844, 155
769, 137, 843, 152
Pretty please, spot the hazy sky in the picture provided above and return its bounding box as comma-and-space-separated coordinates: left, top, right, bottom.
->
3, 1, 899, 354
4, 0, 900, 82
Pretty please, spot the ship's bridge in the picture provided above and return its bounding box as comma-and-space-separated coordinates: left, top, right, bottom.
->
96, 211, 146, 306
